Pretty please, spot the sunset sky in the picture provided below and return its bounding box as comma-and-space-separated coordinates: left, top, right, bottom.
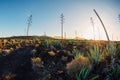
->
0, 0, 120, 40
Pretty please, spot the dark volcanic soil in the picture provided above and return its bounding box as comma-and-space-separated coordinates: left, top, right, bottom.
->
0, 45, 74, 80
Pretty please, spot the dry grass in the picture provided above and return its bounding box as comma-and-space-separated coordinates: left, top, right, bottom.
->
1, 73, 16, 80
31, 57, 41, 63
31, 49, 37, 54
31, 57, 43, 72
66, 55, 90, 76
3, 49, 12, 54
48, 50, 55, 56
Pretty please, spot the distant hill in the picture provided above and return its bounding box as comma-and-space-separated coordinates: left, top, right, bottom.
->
0, 35, 87, 41
0, 36, 55, 40
73, 37, 87, 40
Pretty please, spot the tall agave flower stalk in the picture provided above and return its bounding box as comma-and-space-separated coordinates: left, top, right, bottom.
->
27, 14, 32, 36
93, 9, 115, 68
93, 9, 110, 41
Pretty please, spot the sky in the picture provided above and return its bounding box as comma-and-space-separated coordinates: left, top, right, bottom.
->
0, 0, 120, 40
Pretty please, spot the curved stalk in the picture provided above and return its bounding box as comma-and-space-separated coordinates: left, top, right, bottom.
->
93, 9, 110, 41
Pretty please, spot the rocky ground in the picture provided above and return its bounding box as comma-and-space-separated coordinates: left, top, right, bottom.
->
0, 40, 120, 80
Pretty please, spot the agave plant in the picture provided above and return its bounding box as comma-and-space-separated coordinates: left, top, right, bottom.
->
52, 40, 61, 49
76, 66, 91, 80
110, 66, 120, 80
93, 9, 117, 69
109, 42, 117, 68
105, 66, 120, 80
72, 49, 81, 58
88, 45, 102, 64
42, 40, 50, 48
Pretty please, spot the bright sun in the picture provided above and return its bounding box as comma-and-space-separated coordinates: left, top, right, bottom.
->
82, 26, 107, 40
